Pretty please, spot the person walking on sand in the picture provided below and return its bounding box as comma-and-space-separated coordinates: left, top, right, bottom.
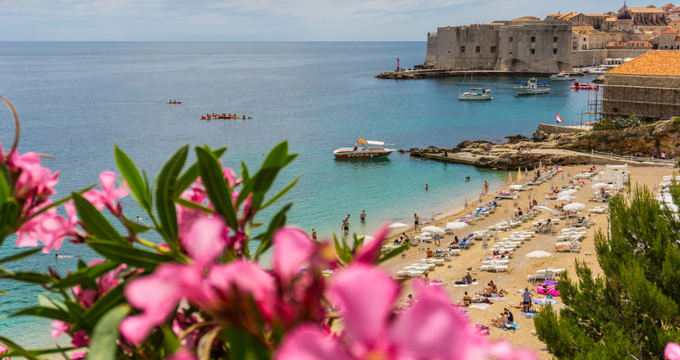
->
522, 287, 533, 313
483, 180, 489, 194
414, 213, 420, 232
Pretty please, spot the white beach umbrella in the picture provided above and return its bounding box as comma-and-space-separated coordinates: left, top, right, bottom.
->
509, 185, 523, 190
517, 167, 522, 181
508, 172, 513, 186
388, 222, 409, 229
534, 205, 555, 213
525, 250, 552, 259
445, 222, 469, 230
558, 189, 578, 196
557, 194, 576, 202
563, 202, 586, 212
422, 226, 445, 234
592, 183, 613, 190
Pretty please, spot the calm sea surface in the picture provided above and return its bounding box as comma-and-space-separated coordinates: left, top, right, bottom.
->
0, 42, 597, 346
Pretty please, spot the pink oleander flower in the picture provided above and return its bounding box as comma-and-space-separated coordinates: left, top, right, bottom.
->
0, 341, 7, 360
353, 225, 390, 264
7, 150, 59, 203
71, 330, 90, 348
15, 202, 77, 253
51, 320, 70, 339
667, 342, 680, 360
82, 171, 127, 213
70, 352, 86, 360
276, 264, 536, 360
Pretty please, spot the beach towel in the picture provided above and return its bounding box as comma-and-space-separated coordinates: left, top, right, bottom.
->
469, 303, 491, 310
520, 312, 539, 318
533, 298, 559, 306
542, 280, 558, 286
537, 285, 560, 297
454, 282, 478, 287
488, 296, 506, 301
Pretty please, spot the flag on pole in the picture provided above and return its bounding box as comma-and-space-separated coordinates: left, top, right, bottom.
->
556, 112, 564, 124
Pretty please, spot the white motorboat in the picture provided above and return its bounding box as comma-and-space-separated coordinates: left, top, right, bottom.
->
458, 88, 493, 100
514, 78, 551, 95
333, 139, 396, 159
550, 72, 574, 81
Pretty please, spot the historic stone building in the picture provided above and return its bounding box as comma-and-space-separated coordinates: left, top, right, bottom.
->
602, 50, 680, 120
424, 19, 572, 73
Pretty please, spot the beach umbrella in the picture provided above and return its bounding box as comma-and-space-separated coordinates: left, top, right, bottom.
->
517, 167, 522, 181
563, 202, 586, 212
526, 250, 552, 259
558, 189, 578, 196
388, 222, 409, 229
534, 205, 555, 213
557, 194, 576, 202
445, 222, 469, 230
592, 182, 613, 190
422, 225, 445, 234
508, 172, 513, 186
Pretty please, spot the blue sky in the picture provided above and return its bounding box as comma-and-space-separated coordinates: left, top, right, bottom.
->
0, 1, 649, 41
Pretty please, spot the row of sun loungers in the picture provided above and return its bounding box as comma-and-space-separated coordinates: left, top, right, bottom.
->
527, 267, 566, 282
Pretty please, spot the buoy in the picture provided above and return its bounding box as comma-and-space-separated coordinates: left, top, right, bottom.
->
354, 163, 357, 166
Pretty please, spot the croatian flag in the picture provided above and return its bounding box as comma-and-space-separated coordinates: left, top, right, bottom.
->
556, 112, 564, 124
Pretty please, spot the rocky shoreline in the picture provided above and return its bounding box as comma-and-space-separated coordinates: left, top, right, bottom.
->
406, 120, 680, 170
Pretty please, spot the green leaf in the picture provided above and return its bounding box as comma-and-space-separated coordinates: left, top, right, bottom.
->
52, 261, 120, 290
0, 199, 19, 241
88, 241, 177, 272
0, 268, 53, 285
161, 324, 181, 356
0, 335, 41, 360
115, 146, 150, 212
0, 164, 10, 202
254, 203, 292, 260
195, 147, 238, 229
72, 193, 126, 244
173, 146, 227, 199
87, 305, 130, 360
155, 145, 188, 251
379, 244, 409, 263
74, 283, 125, 332
11, 306, 75, 323
261, 176, 299, 210
175, 198, 213, 214
121, 215, 152, 235
222, 327, 269, 360
0, 248, 41, 265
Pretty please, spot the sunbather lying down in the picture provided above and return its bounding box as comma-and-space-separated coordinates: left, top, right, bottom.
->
491, 308, 514, 328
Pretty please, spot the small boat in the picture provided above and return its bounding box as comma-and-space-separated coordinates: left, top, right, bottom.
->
514, 78, 551, 95
458, 88, 493, 101
550, 72, 574, 81
333, 139, 396, 159
587, 67, 607, 75
570, 81, 599, 90
167, 100, 182, 104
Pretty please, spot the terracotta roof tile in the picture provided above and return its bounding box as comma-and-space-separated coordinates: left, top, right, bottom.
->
606, 50, 680, 76
662, 28, 679, 33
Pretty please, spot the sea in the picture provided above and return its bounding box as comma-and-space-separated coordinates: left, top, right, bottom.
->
0, 41, 598, 347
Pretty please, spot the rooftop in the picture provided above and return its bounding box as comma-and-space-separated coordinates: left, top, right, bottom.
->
606, 50, 680, 76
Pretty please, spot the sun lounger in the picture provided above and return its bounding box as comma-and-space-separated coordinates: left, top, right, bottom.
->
492, 265, 509, 272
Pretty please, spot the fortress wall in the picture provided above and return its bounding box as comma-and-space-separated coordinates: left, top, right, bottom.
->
425, 24, 501, 70
497, 22, 572, 73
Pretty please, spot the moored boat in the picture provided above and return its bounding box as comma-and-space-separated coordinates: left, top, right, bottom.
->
333, 139, 396, 159
549, 72, 574, 81
514, 78, 551, 95
458, 88, 493, 101
167, 100, 182, 104
570, 80, 599, 90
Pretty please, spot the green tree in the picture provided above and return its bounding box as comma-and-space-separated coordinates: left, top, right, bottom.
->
535, 185, 680, 359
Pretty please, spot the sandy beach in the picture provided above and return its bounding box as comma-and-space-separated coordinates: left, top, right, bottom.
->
381, 162, 677, 359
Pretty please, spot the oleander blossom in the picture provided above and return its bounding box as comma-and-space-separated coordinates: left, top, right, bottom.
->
276, 265, 537, 360
666, 342, 680, 360
82, 171, 127, 214
120, 225, 333, 347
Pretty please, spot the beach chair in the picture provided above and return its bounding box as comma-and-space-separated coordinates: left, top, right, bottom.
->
492, 265, 508, 272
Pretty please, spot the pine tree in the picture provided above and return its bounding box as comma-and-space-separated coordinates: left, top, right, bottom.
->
535, 185, 680, 359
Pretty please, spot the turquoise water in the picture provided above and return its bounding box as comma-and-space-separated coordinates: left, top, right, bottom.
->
0, 42, 596, 347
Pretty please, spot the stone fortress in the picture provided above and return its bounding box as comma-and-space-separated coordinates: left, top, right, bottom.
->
423, 2, 680, 72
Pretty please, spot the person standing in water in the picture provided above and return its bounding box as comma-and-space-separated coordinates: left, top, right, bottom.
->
360, 210, 366, 223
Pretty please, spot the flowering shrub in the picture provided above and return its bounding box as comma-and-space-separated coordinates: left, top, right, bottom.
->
0, 97, 542, 359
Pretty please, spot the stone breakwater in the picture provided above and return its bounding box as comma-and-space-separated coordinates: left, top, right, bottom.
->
375, 69, 550, 80
406, 120, 680, 170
